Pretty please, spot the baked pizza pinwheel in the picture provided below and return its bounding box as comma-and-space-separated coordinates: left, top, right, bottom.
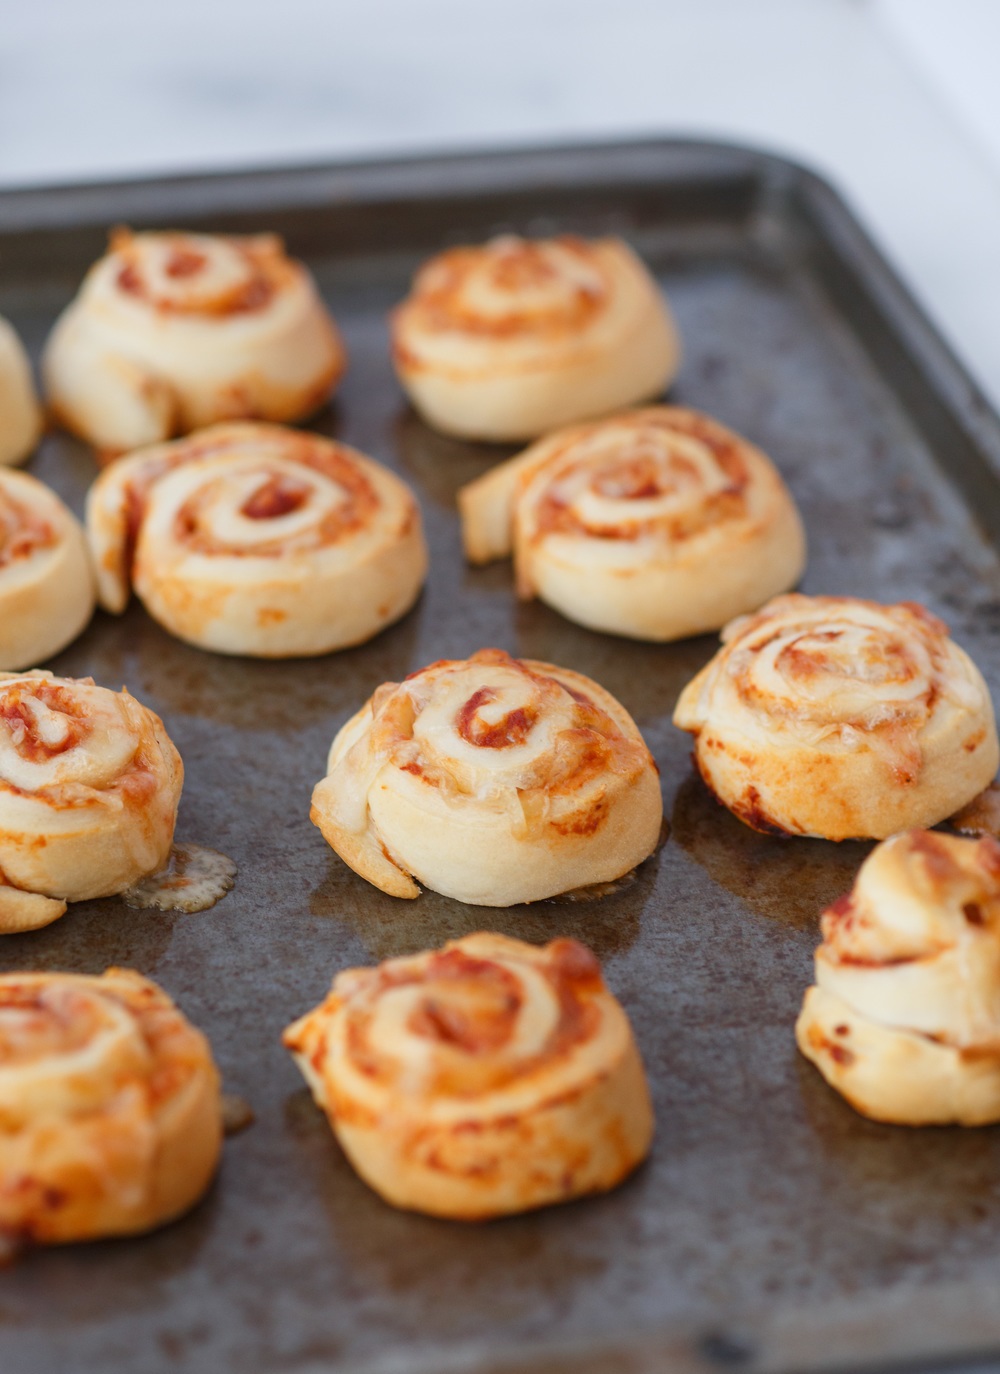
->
797, 830, 1000, 1125
0, 671, 183, 932
673, 594, 998, 840
86, 422, 427, 657
391, 234, 679, 441
459, 406, 806, 640
284, 932, 654, 1219
0, 316, 42, 467
0, 968, 221, 1245
311, 649, 663, 904
0, 468, 96, 670
43, 229, 345, 455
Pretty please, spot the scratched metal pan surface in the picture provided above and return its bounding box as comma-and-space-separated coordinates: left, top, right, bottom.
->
3, 140, 1000, 1374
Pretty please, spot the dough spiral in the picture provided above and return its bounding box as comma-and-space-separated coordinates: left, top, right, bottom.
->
311, 648, 663, 904
0, 968, 220, 1245
797, 830, 1000, 1125
43, 229, 345, 455
673, 594, 998, 840
391, 235, 679, 441
0, 316, 42, 467
0, 468, 96, 670
86, 422, 427, 657
459, 406, 805, 640
283, 932, 653, 1218
0, 671, 183, 932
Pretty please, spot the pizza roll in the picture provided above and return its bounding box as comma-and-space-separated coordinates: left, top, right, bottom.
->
86, 422, 427, 658
0, 468, 96, 670
43, 229, 345, 455
459, 406, 805, 641
311, 648, 663, 904
391, 235, 679, 441
0, 671, 183, 932
0, 316, 42, 467
673, 595, 998, 840
797, 830, 1000, 1125
284, 932, 653, 1218
0, 968, 220, 1245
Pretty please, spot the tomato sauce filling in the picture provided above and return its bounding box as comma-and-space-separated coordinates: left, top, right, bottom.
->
0, 493, 56, 569
116, 242, 275, 316
530, 418, 749, 542
410, 238, 606, 337
240, 476, 311, 521
164, 441, 380, 555
0, 687, 86, 763
346, 940, 604, 1091
456, 688, 538, 750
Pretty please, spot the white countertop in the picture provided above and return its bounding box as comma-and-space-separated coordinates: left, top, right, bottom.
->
5, 0, 1000, 411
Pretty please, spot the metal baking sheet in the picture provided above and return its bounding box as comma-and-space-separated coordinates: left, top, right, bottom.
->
3, 139, 1000, 1374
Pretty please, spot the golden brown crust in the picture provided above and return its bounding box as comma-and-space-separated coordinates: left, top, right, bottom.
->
110, 228, 288, 317
673, 594, 999, 839
458, 406, 805, 640
395, 237, 609, 356
310, 648, 663, 905
283, 932, 653, 1218
0, 469, 96, 671
797, 830, 1000, 1124
42, 230, 346, 454
0, 671, 183, 928
85, 422, 428, 658
391, 236, 679, 441
0, 968, 221, 1245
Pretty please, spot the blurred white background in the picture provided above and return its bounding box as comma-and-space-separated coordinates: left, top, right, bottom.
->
3, 0, 1000, 405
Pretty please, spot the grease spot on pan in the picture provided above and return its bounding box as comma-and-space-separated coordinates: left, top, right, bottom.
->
122, 843, 236, 913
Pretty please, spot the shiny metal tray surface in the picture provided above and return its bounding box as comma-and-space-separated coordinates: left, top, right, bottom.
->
2, 140, 1000, 1374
